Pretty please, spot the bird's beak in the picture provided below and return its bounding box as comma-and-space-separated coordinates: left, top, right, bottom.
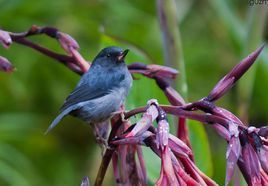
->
117, 49, 129, 61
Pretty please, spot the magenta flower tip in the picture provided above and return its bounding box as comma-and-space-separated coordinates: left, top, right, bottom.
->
57, 32, 80, 53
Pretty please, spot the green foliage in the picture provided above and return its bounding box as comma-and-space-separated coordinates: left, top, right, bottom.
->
188, 121, 213, 176
143, 147, 161, 185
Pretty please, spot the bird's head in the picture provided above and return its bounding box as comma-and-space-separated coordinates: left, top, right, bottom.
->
93, 46, 129, 66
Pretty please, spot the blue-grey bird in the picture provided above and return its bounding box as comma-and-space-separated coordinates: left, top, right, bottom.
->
46, 46, 133, 137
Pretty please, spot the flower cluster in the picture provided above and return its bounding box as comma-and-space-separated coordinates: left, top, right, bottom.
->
1, 25, 267, 186
112, 100, 217, 185
106, 45, 267, 186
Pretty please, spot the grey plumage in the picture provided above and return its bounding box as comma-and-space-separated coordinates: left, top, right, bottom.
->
46, 46, 132, 134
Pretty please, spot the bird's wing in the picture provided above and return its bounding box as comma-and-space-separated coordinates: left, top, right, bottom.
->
60, 67, 127, 112
45, 84, 111, 134
46, 67, 127, 134
60, 83, 110, 112
45, 105, 76, 134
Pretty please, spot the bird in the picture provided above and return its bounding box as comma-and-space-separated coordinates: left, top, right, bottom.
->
45, 46, 133, 142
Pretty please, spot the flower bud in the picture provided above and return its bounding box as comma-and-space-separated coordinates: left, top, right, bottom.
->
206, 45, 264, 102
80, 177, 89, 186
0, 30, 12, 48
57, 32, 79, 54
0, 56, 15, 73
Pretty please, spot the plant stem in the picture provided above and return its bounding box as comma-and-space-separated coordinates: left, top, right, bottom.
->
157, 0, 187, 97
157, 0, 193, 150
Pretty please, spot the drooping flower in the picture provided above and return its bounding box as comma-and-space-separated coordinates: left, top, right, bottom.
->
240, 130, 262, 185
225, 123, 241, 186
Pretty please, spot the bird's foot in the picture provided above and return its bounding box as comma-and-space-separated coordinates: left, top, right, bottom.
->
95, 136, 115, 155
95, 136, 109, 155
91, 122, 110, 155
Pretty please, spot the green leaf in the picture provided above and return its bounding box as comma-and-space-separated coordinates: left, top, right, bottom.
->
0, 143, 42, 185
0, 161, 30, 186
188, 120, 213, 177
142, 147, 160, 185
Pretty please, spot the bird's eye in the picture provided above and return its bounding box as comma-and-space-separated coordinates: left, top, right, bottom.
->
106, 54, 111, 58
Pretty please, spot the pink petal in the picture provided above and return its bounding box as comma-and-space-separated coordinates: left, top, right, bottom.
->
228, 121, 239, 137
168, 134, 192, 157
126, 100, 159, 137
258, 145, 268, 173
212, 124, 231, 141
225, 136, 241, 186
242, 143, 262, 185
213, 107, 243, 126
156, 146, 179, 185
260, 168, 268, 185
111, 131, 154, 145
180, 157, 207, 185
156, 119, 169, 150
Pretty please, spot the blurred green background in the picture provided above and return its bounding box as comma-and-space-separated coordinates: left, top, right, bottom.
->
0, 0, 267, 185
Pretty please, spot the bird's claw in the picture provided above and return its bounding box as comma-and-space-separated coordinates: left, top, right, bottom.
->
95, 135, 109, 156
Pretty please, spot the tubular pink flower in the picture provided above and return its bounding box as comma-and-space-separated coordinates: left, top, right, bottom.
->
179, 157, 207, 185
258, 145, 268, 173
168, 134, 192, 157
156, 119, 169, 150
126, 99, 159, 137
260, 168, 268, 185
225, 136, 241, 186
213, 107, 243, 126
241, 137, 262, 185
156, 146, 179, 186
111, 131, 154, 145
212, 124, 231, 141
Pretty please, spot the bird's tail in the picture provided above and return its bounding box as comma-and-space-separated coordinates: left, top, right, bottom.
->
45, 108, 73, 135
